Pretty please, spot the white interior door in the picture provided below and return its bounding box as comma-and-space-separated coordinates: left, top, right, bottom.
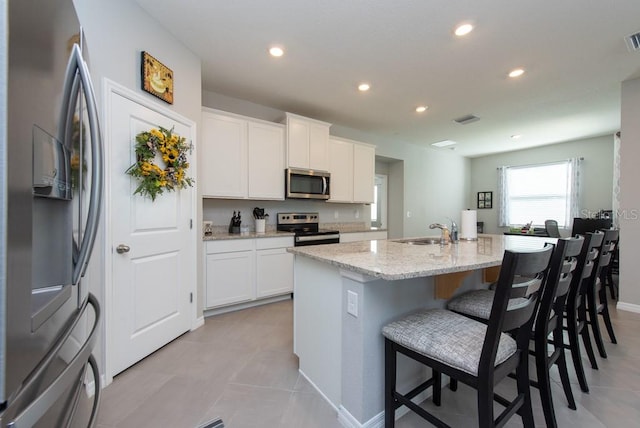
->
108, 90, 194, 376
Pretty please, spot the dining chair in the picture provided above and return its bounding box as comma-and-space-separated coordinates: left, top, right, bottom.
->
545, 220, 561, 238
447, 237, 584, 428
382, 246, 553, 427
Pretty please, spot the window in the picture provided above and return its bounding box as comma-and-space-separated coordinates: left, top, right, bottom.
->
498, 159, 581, 228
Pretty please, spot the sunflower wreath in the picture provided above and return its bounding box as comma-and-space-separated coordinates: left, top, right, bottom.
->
126, 126, 194, 201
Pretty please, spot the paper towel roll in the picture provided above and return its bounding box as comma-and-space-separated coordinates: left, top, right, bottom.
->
460, 210, 478, 240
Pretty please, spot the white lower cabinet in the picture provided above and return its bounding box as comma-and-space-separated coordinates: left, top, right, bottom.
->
256, 237, 294, 298
205, 236, 294, 309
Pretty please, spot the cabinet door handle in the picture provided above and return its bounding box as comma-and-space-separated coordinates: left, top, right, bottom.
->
116, 244, 130, 254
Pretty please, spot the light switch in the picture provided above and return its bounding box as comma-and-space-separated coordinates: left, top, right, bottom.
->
347, 290, 358, 317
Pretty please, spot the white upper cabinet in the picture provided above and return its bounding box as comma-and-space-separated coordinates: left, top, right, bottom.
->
327, 136, 375, 204
201, 108, 285, 200
353, 143, 375, 203
285, 113, 331, 171
328, 137, 354, 203
248, 121, 285, 199
201, 111, 247, 198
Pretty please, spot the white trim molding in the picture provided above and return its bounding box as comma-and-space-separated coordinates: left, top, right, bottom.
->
617, 301, 640, 314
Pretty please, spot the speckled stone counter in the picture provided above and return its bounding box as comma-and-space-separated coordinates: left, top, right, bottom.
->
288, 234, 555, 281
291, 233, 556, 426
203, 230, 294, 241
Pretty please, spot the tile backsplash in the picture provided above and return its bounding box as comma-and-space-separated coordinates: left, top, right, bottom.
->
203, 198, 371, 230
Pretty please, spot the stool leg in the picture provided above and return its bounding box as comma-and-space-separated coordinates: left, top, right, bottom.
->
587, 288, 608, 359
449, 378, 458, 391
516, 350, 535, 428
536, 337, 558, 428
477, 379, 495, 428
599, 288, 618, 344
578, 301, 599, 369
384, 339, 397, 428
553, 326, 577, 410
433, 370, 441, 406
566, 306, 590, 392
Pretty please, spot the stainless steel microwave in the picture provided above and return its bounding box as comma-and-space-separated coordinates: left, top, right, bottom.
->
285, 168, 331, 200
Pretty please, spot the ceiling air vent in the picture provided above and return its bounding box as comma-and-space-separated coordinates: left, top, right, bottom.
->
626, 31, 640, 52
453, 114, 480, 125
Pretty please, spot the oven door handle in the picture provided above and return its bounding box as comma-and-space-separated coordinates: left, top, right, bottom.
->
296, 233, 340, 243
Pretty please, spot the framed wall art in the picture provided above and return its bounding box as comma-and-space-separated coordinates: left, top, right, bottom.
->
141, 51, 174, 104
477, 191, 492, 209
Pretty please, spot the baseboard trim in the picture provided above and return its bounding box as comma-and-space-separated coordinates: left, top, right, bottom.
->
617, 301, 640, 313
191, 315, 205, 331
297, 369, 339, 414
338, 406, 384, 428
203, 294, 291, 317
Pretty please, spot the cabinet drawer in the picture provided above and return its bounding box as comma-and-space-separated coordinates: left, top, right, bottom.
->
256, 236, 294, 250
205, 239, 254, 254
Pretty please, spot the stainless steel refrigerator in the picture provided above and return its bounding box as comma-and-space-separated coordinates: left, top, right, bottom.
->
1, 0, 103, 426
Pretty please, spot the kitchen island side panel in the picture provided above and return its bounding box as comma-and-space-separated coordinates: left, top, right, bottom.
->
293, 255, 343, 409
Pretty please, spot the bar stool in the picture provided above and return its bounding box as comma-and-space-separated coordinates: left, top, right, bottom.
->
585, 229, 619, 358
447, 237, 583, 428
382, 246, 553, 428
563, 231, 603, 388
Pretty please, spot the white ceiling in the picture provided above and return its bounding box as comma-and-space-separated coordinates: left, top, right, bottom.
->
135, 0, 640, 157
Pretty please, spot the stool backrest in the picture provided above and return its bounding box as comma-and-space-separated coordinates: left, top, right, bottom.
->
481, 246, 554, 369
535, 237, 584, 335
568, 231, 604, 309
595, 229, 619, 277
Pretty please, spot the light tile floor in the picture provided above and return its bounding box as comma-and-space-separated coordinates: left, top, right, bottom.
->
96, 297, 640, 427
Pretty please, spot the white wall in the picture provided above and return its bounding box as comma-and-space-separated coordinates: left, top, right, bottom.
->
470, 135, 614, 234
619, 77, 640, 310
73, 0, 202, 375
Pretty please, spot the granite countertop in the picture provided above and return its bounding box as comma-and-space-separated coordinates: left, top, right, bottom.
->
203, 230, 295, 241
287, 234, 557, 281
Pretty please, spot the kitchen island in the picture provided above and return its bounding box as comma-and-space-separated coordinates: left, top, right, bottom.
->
288, 234, 556, 428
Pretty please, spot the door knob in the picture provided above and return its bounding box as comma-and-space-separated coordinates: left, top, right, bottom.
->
116, 244, 130, 254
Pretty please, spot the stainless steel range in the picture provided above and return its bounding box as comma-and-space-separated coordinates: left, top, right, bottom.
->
277, 213, 340, 246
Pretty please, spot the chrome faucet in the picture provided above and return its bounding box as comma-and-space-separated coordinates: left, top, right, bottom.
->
429, 223, 450, 245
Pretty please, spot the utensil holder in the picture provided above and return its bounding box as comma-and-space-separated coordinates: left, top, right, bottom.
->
255, 219, 266, 234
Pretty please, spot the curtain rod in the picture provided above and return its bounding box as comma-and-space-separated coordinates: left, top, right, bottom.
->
496, 157, 583, 170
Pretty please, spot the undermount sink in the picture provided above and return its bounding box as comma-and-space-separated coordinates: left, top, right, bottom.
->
394, 237, 441, 245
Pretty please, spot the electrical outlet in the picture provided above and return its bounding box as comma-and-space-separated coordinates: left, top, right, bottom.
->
355, 209, 360, 219
347, 290, 358, 317
334, 210, 339, 219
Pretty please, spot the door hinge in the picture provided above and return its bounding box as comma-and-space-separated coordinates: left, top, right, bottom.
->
190, 219, 193, 229
190, 292, 193, 303
189, 140, 193, 155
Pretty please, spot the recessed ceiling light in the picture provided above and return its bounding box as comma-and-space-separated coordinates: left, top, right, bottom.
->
454, 23, 474, 37
511, 134, 522, 140
431, 140, 457, 148
416, 106, 428, 113
508, 68, 525, 78
358, 83, 370, 92
269, 46, 284, 57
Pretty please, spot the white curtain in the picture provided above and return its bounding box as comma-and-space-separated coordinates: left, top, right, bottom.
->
566, 157, 582, 227
612, 132, 621, 228
497, 166, 509, 227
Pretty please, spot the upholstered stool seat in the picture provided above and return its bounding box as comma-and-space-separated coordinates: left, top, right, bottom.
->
447, 289, 528, 321
382, 309, 516, 376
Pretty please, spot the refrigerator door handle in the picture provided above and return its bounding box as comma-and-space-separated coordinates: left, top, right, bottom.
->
60, 44, 103, 285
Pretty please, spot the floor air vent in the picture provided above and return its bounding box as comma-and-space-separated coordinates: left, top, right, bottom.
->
453, 114, 480, 125
626, 31, 640, 52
